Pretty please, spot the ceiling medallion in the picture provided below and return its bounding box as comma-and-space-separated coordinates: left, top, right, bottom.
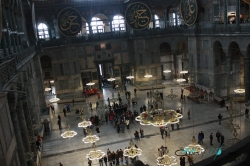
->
180, 0, 198, 26
57, 7, 82, 37
125, 2, 152, 30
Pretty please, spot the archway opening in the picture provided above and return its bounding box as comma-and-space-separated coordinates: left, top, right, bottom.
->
160, 42, 172, 80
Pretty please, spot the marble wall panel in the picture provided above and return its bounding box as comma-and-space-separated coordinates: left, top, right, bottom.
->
86, 46, 93, 54
87, 56, 95, 68
60, 80, 68, 90
112, 43, 121, 52
122, 52, 129, 63
74, 78, 80, 88
53, 63, 61, 76
64, 63, 71, 75
114, 53, 121, 64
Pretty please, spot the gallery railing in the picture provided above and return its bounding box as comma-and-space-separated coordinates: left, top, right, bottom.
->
40, 24, 250, 48
32, 0, 126, 6
0, 46, 36, 90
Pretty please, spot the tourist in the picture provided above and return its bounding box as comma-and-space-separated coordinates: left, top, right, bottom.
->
216, 131, 221, 142
218, 114, 223, 125
160, 127, 164, 139
200, 131, 204, 144
210, 133, 213, 146
187, 155, 194, 165
103, 155, 108, 166
187, 110, 190, 119
140, 128, 144, 138
180, 156, 185, 166
63, 106, 66, 117
72, 99, 75, 107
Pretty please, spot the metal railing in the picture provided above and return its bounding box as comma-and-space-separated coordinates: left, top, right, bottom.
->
0, 46, 36, 90
32, 0, 125, 6
40, 24, 250, 48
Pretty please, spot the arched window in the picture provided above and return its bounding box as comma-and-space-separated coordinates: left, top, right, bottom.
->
112, 15, 126, 32
38, 23, 49, 39
154, 15, 160, 28
91, 17, 104, 34
86, 23, 89, 34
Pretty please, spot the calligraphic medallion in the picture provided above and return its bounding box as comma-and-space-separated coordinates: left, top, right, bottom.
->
57, 7, 82, 37
180, 0, 198, 26
125, 2, 151, 30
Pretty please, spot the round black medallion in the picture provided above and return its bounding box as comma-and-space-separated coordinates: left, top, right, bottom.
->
125, 2, 152, 30
180, 0, 198, 26
57, 7, 82, 37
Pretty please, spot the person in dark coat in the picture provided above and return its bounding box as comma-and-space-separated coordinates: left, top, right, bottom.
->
103, 155, 108, 166
180, 156, 185, 166
216, 131, 221, 142
160, 127, 164, 139
210, 133, 213, 145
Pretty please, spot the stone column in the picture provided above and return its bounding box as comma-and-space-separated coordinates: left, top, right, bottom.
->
16, 94, 34, 166
224, 0, 228, 27
152, 11, 156, 29
27, 83, 40, 130
177, 55, 183, 77
226, 53, 232, 97
164, 9, 168, 29
175, 12, 178, 26
245, 57, 250, 102
87, 21, 93, 35
33, 55, 46, 127
236, 0, 240, 26
109, 16, 113, 32
8, 93, 27, 166
172, 49, 178, 79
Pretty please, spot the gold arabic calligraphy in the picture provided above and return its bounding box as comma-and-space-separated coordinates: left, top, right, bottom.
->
59, 11, 80, 34
181, 0, 197, 26
126, 3, 151, 30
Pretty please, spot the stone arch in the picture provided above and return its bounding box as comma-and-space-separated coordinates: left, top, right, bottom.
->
213, 41, 226, 96
40, 55, 53, 91
177, 41, 189, 74
228, 41, 244, 93
245, 44, 250, 102
90, 13, 109, 33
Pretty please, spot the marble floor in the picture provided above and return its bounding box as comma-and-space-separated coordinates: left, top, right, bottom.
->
40, 84, 250, 166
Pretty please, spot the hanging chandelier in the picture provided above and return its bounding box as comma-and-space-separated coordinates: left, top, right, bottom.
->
167, 89, 178, 100
49, 97, 60, 103
180, 71, 188, 74
156, 154, 177, 166
107, 78, 116, 81
126, 76, 134, 79
45, 88, 51, 92
123, 140, 142, 158
86, 82, 96, 86
135, 109, 183, 127
163, 70, 171, 73
182, 136, 205, 155
176, 78, 186, 82
86, 143, 105, 160
144, 74, 153, 78
61, 124, 77, 139
234, 89, 245, 94
78, 116, 92, 128
82, 128, 100, 143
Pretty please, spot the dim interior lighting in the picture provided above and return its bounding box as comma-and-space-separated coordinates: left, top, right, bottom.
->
176, 79, 186, 82
49, 97, 60, 103
107, 78, 116, 81
61, 124, 77, 139
163, 70, 171, 73
126, 76, 134, 79
144, 74, 152, 78
45, 88, 51, 92
86, 143, 105, 160
234, 89, 245, 94
180, 71, 188, 74
86, 82, 95, 86
123, 140, 142, 158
